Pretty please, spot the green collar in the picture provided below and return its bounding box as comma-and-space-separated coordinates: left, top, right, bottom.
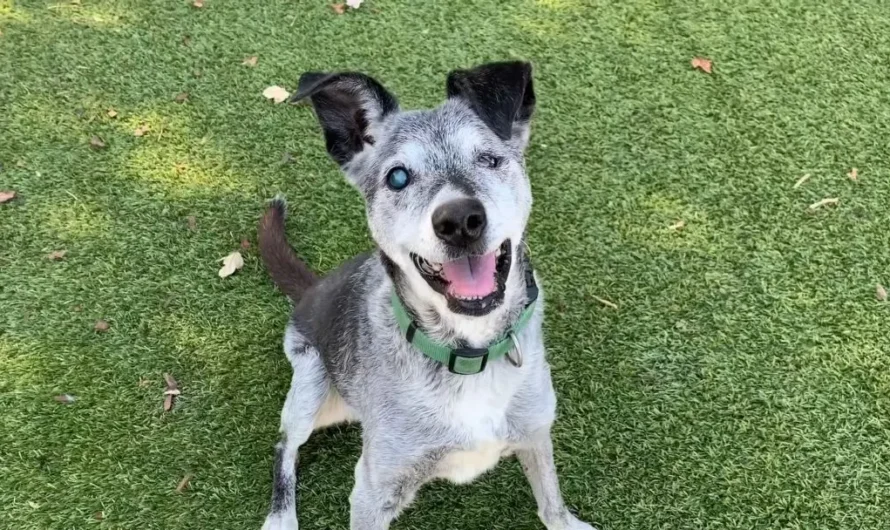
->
391, 266, 539, 375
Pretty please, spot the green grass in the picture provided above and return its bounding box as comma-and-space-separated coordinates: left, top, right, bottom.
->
2, 0, 890, 528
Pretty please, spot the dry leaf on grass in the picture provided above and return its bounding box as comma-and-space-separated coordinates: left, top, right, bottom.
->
592, 295, 618, 310
691, 57, 713, 74
242, 56, 258, 67
262, 85, 290, 104
192, 0, 204, 7
187, 215, 197, 230
240, 239, 251, 250
331, 2, 346, 14
174, 92, 189, 103
847, 168, 858, 181
809, 197, 839, 210
47, 250, 68, 260
93, 512, 104, 521
346, 0, 363, 8
54, 394, 77, 404
218, 251, 244, 278
138, 377, 152, 387
89, 136, 107, 150
878, 284, 888, 302
176, 474, 193, 493
107, 109, 118, 118
134, 125, 149, 137
94, 320, 110, 332
0, 191, 16, 203
793, 174, 810, 189
27, 502, 39, 509
668, 220, 686, 231
164, 373, 180, 412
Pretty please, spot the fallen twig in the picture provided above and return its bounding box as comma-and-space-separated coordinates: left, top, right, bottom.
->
163, 373, 180, 412
592, 295, 618, 309
809, 197, 838, 210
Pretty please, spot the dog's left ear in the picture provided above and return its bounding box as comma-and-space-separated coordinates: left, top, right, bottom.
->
446, 61, 535, 149
290, 72, 399, 166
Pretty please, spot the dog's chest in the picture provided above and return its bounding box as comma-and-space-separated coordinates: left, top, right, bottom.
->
429, 365, 520, 484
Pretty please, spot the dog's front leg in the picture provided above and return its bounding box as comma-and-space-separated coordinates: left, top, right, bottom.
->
349, 446, 439, 530
517, 429, 596, 530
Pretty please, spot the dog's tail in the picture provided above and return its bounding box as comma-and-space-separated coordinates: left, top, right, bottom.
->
258, 196, 319, 302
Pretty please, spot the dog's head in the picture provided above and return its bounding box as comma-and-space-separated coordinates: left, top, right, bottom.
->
293, 62, 535, 317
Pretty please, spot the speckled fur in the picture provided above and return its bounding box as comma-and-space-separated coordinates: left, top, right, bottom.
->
260, 62, 595, 530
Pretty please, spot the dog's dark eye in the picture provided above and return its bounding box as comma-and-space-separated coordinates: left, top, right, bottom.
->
386, 167, 410, 190
477, 153, 502, 169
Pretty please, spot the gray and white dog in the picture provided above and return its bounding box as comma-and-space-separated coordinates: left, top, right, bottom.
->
257, 61, 595, 530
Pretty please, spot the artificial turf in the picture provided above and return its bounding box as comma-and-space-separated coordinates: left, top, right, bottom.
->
2, 0, 890, 528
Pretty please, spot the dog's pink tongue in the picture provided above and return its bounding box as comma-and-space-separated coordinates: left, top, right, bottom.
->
441, 252, 497, 298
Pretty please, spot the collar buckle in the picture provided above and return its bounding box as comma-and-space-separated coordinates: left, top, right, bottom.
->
448, 347, 489, 375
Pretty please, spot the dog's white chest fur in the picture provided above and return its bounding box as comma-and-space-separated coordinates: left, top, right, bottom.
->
436, 440, 511, 484
430, 362, 522, 484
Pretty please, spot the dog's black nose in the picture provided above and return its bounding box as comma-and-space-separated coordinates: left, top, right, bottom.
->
432, 198, 487, 247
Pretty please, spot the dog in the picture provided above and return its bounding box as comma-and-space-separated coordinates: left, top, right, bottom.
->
257, 61, 595, 530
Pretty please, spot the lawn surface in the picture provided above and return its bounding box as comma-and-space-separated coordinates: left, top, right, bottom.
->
2, 1, 890, 529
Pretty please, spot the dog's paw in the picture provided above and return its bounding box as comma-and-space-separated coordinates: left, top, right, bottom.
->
543, 513, 597, 530
260, 512, 298, 530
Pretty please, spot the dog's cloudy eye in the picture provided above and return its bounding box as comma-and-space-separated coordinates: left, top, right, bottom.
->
386, 167, 410, 190
477, 153, 502, 169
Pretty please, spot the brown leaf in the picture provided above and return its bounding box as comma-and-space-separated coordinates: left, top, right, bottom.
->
192, 0, 204, 7
240, 239, 251, 250
0, 191, 16, 203
242, 55, 258, 67
878, 284, 888, 302
262, 85, 290, 104
93, 512, 104, 521
176, 474, 193, 493
107, 109, 118, 118
134, 125, 149, 137
793, 173, 810, 189
331, 2, 346, 14
809, 197, 839, 210
54, 394, 77, 404
847, 168, 858, 181
592, 295, 618, 309
94, 320, 110, 332
164, 373, 180, 412
218, 251, 244, 278
187, 215, 197, 230
174, 92, 189, 103
181, 34, 191, 46
691, 57, 713, 74
89, 136, 107, 150
668, 220, 685, 231
47, 250, 68, 260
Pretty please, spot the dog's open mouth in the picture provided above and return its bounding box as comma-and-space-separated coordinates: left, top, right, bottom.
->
410, 239, 512, 316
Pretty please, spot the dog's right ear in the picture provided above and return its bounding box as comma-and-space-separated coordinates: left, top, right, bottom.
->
290, 72, 399, 166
